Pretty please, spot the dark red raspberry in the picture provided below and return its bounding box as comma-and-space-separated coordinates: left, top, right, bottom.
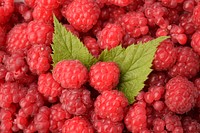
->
38, 73, 63, 98
50, 104, 71, 132
91, 111, 124, 133
168, 46, 200, 79
24, 120, 36, 133
34, 106, 50, 133
136, 35, 153, 44
164, 114, 182, 132
0, 0, 14, 24
60, 87, 93, 115
26, 44, 52, 75
63, 24, 79, 37
152, 118, 165, 132
63, 0, 100, 32
0, 82, 27, 108
94, 90, 128, 122
24, 0, 36, 8
27, 21, 54, 46
165, 76, 198, 114
159, 0, 184, 8
120, 12, 148, 38
153, 40, 177, 71
97, 23, 123, 50
53, 60, 88, 89
182, 117, 200, 133
83, 36, 101, 57
62, 116, 94, 133
103, 0, 132, 7
6, 23, 30, 53
194, 78, 200, 108
37, 0, 64, 10
0, 26, 6, 46
191, 30, 200, 55
124, 101, 147, 132
146, 71, 169, 87
192, 3, 200, 27
153, 101, 165, 112
0, 64, 7, 80
180, 12, 196, 35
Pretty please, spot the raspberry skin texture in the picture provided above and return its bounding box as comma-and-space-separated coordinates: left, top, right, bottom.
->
52, 60, 88, 89
60, 87, 93, 115
104, 0, 133, 7
182, 117, 200, 133
194, 78, 200, 108
63, 24, 80, 37
63, 0, 100, 32
165, 76, 198, 114
6, 23, 30, 53
192, 3, 200, 27
38, 73, 63, 98
94, 90, 128, 122
89, 62, 120, 92
37, 0, 64, 10
26, 44, 52, 75
191, 30, 200, 55
124, 101, 147, 132
97, 23, 124, 50
62, 116, 94, 133
0, 0, 14, 24
27, 21, 54, 46
168, 46, 200, 79
153, 40, 177, 71
24, 0, 36, 8
0, 26, 6, 46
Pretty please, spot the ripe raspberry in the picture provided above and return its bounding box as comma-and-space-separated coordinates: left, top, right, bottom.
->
97, 23, 123, 50
194, 78, 200, 108
6, 23, 30, 53
182, 117, 200, 133
52, 60, 88, 89
38, 73, 63, 98
63, 24, 79, 37
192, 3, 200, 27
159, 0, 184, 8
89, 62, 120, 92
62, 116, 94, 133
0, 64, 7, 80
27, 21, 54, 46
83, 36, 101, 57
60, 87, 93, 115
0, 26, 6, 46
191, 30, 200, 55
37, 0, 64, 10
146, 71, 169, 87
24, 0, 36, 8
26, 44, 52, 75
0, 0, 14, 24
153, 40, 177, 71
180, 12, 196, 35
94, 90, 128, 122
168, 46, 200, 79
120, 12, 148, 38
152, 118, 165, 132
165, 76, 198, 114
63, 0, 100, 32
124, 101, 147, 132
24, 120, 36, 133
0, 108, 13, 132
0, 82, 27, 108
164, 114, 182, 132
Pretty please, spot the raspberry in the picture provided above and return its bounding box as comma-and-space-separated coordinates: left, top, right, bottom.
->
0, 82, 27, 108
194, 78, 200, 108
192, 3, 200, 27
27, 21, 54, 46
62, 116, 94, 133
168, 46, 200, 79
53, 60, 88, 89
165, 76, 198, 114
124, 101, 147, 132
38, 73, 63, 98
60, 87, 93, 115
63, 0, 100, 32
153, 40, 177, 71
0, 0, 14, 24
0, 64, 7, 80
120, 12, 148, 38
191, 30, 200, 55
26, 44, 52, 75
63, 24, 79, 37
182, 117, 200, 133
97, 23, 123, 50
180, 12, 196, 35
152, 118, 165, 132
0, 108, 13, 132
164, 114, 182, 132
24, 0, 36, 8
89, 62, 120, 92
6, 23, 30, 53
146, 71, 169, 87
153, 101, 165, 111
0, 26, 6, 46
159, 0, 184, 8
83, 36, 101, 57
136, 35, 153, 44
94, 90, 128, 122
37, 0, 64, 10
103, 0, 133, 7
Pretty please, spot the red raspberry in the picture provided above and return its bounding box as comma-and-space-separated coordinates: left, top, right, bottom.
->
191, 30, 200, 55
153, 40, 177, 71
159, 0, 184, 8
120, 12, 148, 38
97, 23, 123, 50
0, 108, 13, 132
103, 0, 133, 7
0, 26, 6, 46
34, 106, 50, 133
192, 3, 200, 27
63, 24, 79, 37
146, 71, 169, 87
124, 101, 147, 132
63, 0, 100, 32
194, 78, 200, 108
52, 60, 88, 89
165, 76, 198, 114
168, 46, 200, 79
182, 117, 200, 133
26, 44, 52, 75
62, 116, 94, 133
38, 73, 63, 98
24, 0, 36, 8
0, 82, 27, 108
24, 120, 36, 133
60, 87, 93, 115
27, 21, 54, 46
136, 35, 153, 44
180, 12, 196, 35
0, 64, 7, 80
37, 0, 64, 10
6, 23, 30, 53
164, 114, 182, 132
89, 62, 120, 92
0, 0, 14, 24
94, 90, 128, 122
152, 118, 165, 132
50, 104, 71, 132
83, 36, 101, 57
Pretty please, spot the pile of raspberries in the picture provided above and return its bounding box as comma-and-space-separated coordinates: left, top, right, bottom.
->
0, 0, 200, 132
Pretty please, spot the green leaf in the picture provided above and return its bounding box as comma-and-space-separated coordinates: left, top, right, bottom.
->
99, 36, 169, 104
51, 16, 98, 68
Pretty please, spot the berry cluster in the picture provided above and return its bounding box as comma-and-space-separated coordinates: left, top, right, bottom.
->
0, 0, 200, 132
